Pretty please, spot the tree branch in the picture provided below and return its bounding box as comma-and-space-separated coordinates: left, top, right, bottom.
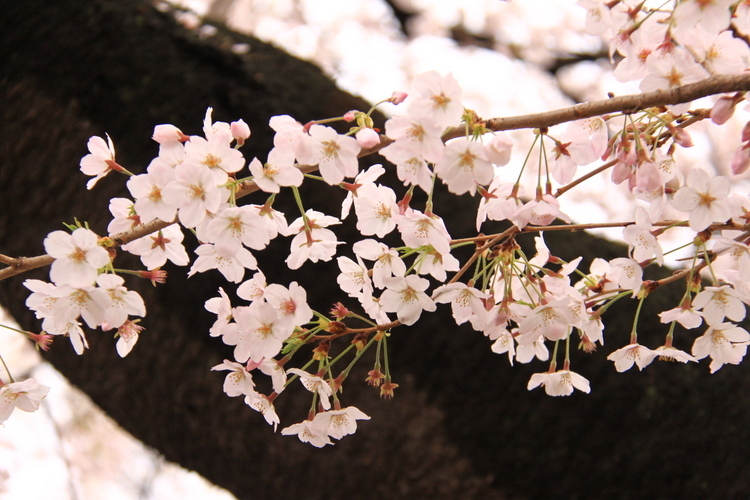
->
1, 74, 748, 282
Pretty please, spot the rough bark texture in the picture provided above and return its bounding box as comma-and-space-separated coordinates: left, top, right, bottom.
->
1, 2, 749, 499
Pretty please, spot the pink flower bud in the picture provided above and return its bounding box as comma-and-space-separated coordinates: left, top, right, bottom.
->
152, 124, 186, 144
742, 122, 750, 144
486, 133, 513, 166
231, 119, 251, 145
711, 96, 735, 125
355, 128, 380, 148
389, 91, 408, 105
731, 145, 750, 175
672, 128, 693, 148
343, 110, 357, 122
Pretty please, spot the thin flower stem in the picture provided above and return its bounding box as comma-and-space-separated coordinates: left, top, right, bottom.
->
0, 354, 15, 384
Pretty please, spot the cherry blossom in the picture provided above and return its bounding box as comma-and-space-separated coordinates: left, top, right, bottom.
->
351, 184, 398, 238
107, 198, 141, 234
406, 71, 463, 129
380, 275, 436, 326
114, 320, 144, 358
0, 378, 50, 425
44, 228, 110, 288
607, 343, 659, 372
281, 419, 333, 448
286, 368, 333, 410
691, 285, 746, 325
248, 148, 303, 193
692, 322, 750, 373
434, 138, 493, 196
622, 207, 664, 265
204, 206, 270, 253
311, 406, 371, 441
161, 163, 229, 228
263, 282, 313, 329
286, 210, 343, 270
527, 370, 591, 397
212, 360, 256, 398
352, 239, 406, 289
188, 243, 257, 283
395, 210, 452, 255
296, 124, 360, 185
123, 224, 190, 270
380, 115, 445, 163
79, 134, 120, 189
127, 162, 178, 224
95, 274, 146, 329
228, 302, 290, 363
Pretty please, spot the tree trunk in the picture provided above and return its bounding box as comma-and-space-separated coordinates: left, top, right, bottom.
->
1, 1, 748, 499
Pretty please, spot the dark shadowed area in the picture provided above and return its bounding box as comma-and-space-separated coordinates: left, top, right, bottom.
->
1, 1, 749, 499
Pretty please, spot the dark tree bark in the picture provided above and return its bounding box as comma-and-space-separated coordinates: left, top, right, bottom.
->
1, 2, 749, 499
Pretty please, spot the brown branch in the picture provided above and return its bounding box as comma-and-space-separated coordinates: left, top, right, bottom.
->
2, 74, 749, 282
444, 73, 750, 139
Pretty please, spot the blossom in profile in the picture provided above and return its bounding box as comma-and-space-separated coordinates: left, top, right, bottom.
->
527, 370, 590, 397
607, 343, 659, 372
0, 378, 50, 425
79, 134, 122, 189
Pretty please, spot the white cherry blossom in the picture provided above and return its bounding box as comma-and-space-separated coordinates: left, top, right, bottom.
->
45, 228, 110, 287
0, 378, 50, 425
527, 369, 591, 397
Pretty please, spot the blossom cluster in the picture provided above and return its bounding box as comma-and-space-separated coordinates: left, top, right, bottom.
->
3, 0, 750, 443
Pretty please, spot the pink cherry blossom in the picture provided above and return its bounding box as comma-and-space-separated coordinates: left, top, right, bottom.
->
406, 71, 464, 129
248, 148, 303, 193
228, 302, 290, 363
114, 320, 145, 358
296, 125, 360, 185
107, 198, 141, 235
381, 115, 445, 163
263, 282, 313, 329
127, 163, 177, 224
352, 239, 406, 289
355, 128, 380, 148
434, 138, 493, 195
162, 163, 230, 228
152, 124, 187, 144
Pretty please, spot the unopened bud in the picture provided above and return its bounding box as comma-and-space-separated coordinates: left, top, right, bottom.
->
486, 132, 513, 166
355, 127, 381, 148
230, 119, 251, 145
731, 144, 750, 175
710, 95, 736, 125
389, 91, 408, 105
672, 127, 693, 148
342, 110, 357, 122
742, 122, 750, 143
152, 124, 187, 144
